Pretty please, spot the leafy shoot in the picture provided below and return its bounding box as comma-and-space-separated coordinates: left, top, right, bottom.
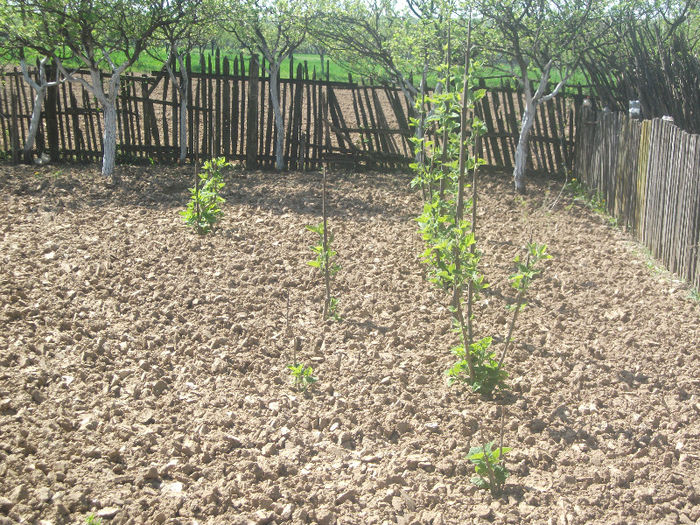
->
467, 441, 511, 496
181, 157, 228, 234
288, 363, 317, 392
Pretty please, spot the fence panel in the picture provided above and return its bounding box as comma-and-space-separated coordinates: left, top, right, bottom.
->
576, 110, 700, 288
1, 59, 583, 173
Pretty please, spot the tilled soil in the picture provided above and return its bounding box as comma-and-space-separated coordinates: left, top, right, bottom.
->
0, 163, 698, 525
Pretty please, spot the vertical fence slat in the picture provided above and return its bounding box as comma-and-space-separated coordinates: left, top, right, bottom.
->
246, 55, 259, 169
222, 57, 230, 158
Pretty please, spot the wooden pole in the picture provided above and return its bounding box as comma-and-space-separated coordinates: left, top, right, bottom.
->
246, 54, 260, 170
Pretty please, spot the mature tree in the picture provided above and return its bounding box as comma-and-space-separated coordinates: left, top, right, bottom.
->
151, 1, 216, 164
312, 0, 460, 160
1, 0, 194, 181
313, 0, 447, 107
221, 0, 317, 170
0, 8, 69, 163
475, 0, 609, 193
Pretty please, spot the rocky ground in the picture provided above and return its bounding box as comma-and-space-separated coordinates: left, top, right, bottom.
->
0, 163, 698, 525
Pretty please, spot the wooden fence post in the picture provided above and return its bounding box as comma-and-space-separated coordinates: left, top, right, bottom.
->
246, 54, 259, 169
10, 93, 20, 164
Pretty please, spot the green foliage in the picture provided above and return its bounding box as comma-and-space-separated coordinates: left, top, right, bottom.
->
566, 177, 616, 225
307, 218, 341, 321
411, 62, 504, 394
467, 441, 511, 496
328, 296, 341, 321
85, 515, 103, 525
306, 223, 340, 276
510, 242, 552, 295
447, 336, 508, 393
181, 157, 228, 234
288, 363, 317, 392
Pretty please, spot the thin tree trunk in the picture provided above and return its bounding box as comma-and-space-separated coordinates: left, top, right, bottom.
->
23, 86, 47, 163
102, 99, 118, 179
513, 105, 536, 194
20, 59, 54, 164
512, 60, 566, 194
269, 63, 284, 171
100, 70, 125, 180
166, 54, 189, 164
53, 59, 128, 180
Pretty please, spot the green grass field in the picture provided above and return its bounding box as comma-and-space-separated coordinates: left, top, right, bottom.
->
14, 47, 588, 89
13, 47, 350, 82
133, 49, 351, 81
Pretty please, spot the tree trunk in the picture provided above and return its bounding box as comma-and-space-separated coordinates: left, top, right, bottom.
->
102, 100, 118, 179
513, 106, 536, 194
22, 86, 47, 164
167, 55, 189, 164
20, 59, 51, 164
100, 71, 124, 180
269, 63, 284, 171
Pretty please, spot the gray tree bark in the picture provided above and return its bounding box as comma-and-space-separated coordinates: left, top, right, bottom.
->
56, 60, 127, 179
513, 60, 568, 193
166, 54, 189, 164
268, 62, 285, 171
20, 58, 62, 163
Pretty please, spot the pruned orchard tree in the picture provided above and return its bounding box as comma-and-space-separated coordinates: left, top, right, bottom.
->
1, 0, 195, 181
151, 1, 215, 164
0, 8, 69, 164
19, 56, 67, 164
475, 0, 609, 193
221, 0, 318, 171
311, 0, 460, 160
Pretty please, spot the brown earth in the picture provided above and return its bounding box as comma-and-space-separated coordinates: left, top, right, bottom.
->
0, 163, 698, 525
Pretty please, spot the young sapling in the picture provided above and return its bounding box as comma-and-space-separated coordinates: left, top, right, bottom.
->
307, 167, 340, 320
467, 441, 511, 496
181, 157, 228, 234
288, 362, 318, 392
497, 241, 552, 371
285, 292, 318, 392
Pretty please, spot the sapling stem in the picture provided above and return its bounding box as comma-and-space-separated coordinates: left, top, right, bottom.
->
418, 58, 428, 201
322, 167, 331, 320
497, 248, 532, 370
482, 441, 498, 494
453, 17, 476, 383
194, 122, 200, 233
499, 407, 506, 471
438, 21, 452, 202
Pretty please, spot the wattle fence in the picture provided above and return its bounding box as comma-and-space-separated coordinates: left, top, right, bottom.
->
0, 52, 586, 172
575, 109, 700, 288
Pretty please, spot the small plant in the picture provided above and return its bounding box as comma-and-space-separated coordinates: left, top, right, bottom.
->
181, 157, 228, 234
447, 336, 507, 394
307, 167, 340, 320
689, 287, 700, 303
497, 241, 552, 371
288, 363, 317, 392
467, 441, 511, 496
566, 177, 615, 225
86, 514, 103, 525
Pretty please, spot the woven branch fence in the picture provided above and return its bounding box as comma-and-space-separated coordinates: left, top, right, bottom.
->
0, 51, 585, 172
576, 109, 700, 289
